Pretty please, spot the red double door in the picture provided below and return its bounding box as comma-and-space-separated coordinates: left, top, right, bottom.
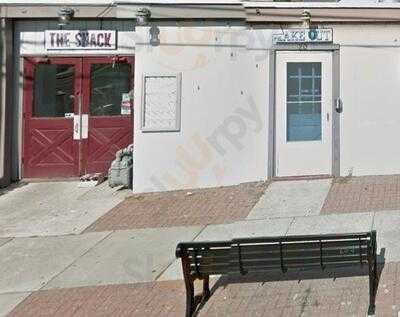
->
23, 57, 134, 178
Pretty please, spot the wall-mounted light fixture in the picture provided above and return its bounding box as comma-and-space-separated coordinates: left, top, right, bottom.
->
58, 7, 75, 27
136, 8, 151, 26
301, 10, 311, 29
149, 25, 160, 46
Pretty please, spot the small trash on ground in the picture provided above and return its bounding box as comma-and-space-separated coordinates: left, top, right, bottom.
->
79, 172, 106, 187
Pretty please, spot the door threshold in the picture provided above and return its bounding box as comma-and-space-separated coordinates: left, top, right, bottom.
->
22, 177, 81, 183
272, 175, 333, 182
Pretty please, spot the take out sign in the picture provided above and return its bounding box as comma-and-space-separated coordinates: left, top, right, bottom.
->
273, 29, 333, 44
45, 30, 117, 50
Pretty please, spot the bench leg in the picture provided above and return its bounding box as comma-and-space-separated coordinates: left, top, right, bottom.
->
202, 276, 210, 301
368, 260, 377, 315
185, 279, 195, 317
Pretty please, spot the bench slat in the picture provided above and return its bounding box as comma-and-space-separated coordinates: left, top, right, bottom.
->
240, 239, 366, 248
227, 261, 369, 274
232, 255, 368, 269
233, 246, 368, 259
194, 263, 231, 275
195, 256, 231, 266
233, 232, 371, 244
188, 248, 230, 258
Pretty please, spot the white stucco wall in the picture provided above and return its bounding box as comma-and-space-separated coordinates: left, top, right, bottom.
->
334, 24, 400, 176
134, 22, 400, 192
133, 24, 269, 192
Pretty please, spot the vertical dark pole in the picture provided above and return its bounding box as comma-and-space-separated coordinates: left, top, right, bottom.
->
0, 19, 12, 187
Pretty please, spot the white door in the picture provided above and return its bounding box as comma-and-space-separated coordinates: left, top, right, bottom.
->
275, 51, 332, 177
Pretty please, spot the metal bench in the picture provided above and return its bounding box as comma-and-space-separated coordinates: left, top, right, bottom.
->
176, 231, 378, 317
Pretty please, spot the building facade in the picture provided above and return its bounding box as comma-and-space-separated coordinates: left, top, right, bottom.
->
1, 1, 400, 192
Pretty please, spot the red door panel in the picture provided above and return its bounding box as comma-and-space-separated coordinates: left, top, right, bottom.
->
86, 118, 132, 174
23, 58, 82, 178
25, 121, 77, 178
82, 57, 134, 174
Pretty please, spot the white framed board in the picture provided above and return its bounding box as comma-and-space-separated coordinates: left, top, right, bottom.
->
141, 74, 182, 132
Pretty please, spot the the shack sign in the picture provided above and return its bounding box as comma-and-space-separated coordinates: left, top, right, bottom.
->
45, 30, 117, 50
273, 29, 333, 44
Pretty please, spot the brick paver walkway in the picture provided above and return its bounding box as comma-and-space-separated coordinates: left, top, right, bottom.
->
9, 262, 400, 317
8, 281, 186, 317
84, 182, 267, 231
322, 175, 400, 214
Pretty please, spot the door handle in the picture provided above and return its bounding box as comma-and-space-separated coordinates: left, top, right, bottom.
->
327, 113, 330, 122
335, 98, 343, 113
73, 116, 81, 140
74, 122, 79, 134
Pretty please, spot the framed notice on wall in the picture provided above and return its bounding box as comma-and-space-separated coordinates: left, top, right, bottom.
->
141, 74, 182, 132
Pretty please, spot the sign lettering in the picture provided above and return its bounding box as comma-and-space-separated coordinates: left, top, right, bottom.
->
45, 30, 117, 50
273, 29, 333, 44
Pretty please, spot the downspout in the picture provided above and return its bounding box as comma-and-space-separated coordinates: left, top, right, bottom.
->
0, 17, 12, 187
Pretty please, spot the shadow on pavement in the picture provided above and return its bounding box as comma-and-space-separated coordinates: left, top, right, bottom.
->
194, 248, 386, 316
0, 181, 29, 197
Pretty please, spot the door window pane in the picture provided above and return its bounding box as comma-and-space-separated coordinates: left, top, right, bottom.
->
287, 62, 322, 142
33, 64, 74, 117
90, 64, 131, 116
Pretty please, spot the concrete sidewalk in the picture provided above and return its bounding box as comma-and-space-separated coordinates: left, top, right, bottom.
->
0, 225, 206, 316
247, 179, 332, 219
3, 176, 400, 316
0, 181, 130, 238
1, 208, 399, 315
1, 208, 399, 316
